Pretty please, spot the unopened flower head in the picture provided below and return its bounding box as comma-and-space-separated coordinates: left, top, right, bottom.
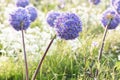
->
54, 13, 82, 40
101, 8, 120, 29
89, 0, 100, 5
111, 0, 120, 14
16, 0, 29, 7
9, 7, 31, 31
46, 11, 60, 27
26, 5, 38, 22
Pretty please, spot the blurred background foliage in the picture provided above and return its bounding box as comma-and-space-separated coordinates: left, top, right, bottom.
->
0, 0, 120, 80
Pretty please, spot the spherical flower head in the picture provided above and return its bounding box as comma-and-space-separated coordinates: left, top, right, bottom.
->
9, 7, 31, 31
111, 0, 120, 14
26, 5, 38, 22
101, 8, 120, 29
16, 0, 29, 7
116, 7, 120, 14
54, 13, 82, 40
46, 11, 60, 27
89, 0, 100, 5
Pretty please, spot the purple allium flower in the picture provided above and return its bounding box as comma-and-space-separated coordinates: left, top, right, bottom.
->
111, 0, 120, 14
26, 5, 38, 22
54, 13, 82, 40
101, 8, 120, 29
89, 0, 100, 5
46, 11, 60, 27
9, 7, 31, 31
16, 0, 29, 7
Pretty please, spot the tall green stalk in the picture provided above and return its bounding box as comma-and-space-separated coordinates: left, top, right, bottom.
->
95, 19, 112, 79
21, 26, 29, 80
31, 35, 56, 80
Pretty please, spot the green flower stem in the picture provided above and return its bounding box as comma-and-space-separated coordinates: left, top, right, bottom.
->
98, 19, 112, 62
21, 26, 29, 80
31, 35, 56, 80
95, 19, 112, 78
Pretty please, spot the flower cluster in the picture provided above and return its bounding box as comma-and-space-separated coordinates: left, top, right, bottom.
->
9, 7, 31, 31
46, 12, 82, 40
101, 8, 120, 29
100, 0, 120, 30
26, 5, 38, 22
9, 0, 38, 31
89, 0, 100, 5
111, 0, 120, 14
16, 0, 29, 8
46, 11, 60, 27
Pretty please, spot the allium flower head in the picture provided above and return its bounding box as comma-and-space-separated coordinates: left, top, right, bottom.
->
16, 0, 29, 7
89, 0, 100, 5
26, 5, 38, 22
111, 0, 120, 14
9, 7, 31, 31
46, 11, 60, 27
101, 8, 120, 29
54, 13, 82, 40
